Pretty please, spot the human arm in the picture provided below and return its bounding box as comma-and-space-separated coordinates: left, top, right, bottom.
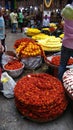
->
0, 26, 3, 30
0, 41, 4, 53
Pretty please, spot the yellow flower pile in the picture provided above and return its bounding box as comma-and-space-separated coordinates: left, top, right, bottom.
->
37, 36, 62, 51
25, 28, 41, 36
32, 33, 50, 40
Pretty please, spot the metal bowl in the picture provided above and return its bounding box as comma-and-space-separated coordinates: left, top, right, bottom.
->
3, 62, 24, 78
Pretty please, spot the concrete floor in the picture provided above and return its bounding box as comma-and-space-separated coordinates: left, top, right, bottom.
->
0, 29, 73, 130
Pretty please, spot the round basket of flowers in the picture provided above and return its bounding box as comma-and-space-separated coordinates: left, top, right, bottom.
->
14, 38, 46, 69
45, 54, 73, 77
14, 73, 68, 122
3, 59, 24, 78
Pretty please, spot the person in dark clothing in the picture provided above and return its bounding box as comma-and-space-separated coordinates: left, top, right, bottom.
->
18, 9, 24, 32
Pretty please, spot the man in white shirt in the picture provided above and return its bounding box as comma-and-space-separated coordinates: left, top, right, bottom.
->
10, 9, 18, 33
43, 15, 50, 27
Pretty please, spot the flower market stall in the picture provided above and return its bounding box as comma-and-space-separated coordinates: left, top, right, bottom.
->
23, 22, 64, 53
1, 19, 71, 124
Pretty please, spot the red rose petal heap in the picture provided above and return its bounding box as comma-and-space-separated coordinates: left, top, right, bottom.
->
14, 73, 68, 122
63, 69, 73, 100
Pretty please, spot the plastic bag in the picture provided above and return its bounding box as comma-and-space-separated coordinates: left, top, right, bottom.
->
2, 52, 16, 66
1, 72, 16, 98
21, 56, 42, 69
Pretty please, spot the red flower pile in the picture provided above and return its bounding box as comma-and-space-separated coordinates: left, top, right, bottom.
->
4, 59, 23, 70
14, 38, 34, 49
14, 73, 68, 122
51, 55, 73, 66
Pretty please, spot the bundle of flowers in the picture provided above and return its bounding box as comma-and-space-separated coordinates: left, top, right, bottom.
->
50, 55, 73, 66
4, 59, 23, 70
14, 38, 45, 58
14, 73, 68, 122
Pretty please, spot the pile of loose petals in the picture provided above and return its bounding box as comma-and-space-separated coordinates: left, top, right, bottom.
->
4, 59, 23, 70
14, 38, 45, 58
14, 73, 68, 122
50, 55, 73, 66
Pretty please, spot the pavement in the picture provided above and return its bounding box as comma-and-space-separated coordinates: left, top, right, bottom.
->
0, 29, 73, 130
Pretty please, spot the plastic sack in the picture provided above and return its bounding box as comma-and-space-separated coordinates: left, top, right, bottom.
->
2, 52, 16, 66
21, 56, 42, 69
1, 72, 16, 98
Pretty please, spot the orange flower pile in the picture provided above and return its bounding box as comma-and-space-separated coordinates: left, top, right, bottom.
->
14, 73, 68, 122
14, 38, 45, 58
4, 59, 23, 70
50, 55, 73, 66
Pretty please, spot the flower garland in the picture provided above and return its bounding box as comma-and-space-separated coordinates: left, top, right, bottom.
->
14, 73, 68, 122
44, 0, 52, 8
